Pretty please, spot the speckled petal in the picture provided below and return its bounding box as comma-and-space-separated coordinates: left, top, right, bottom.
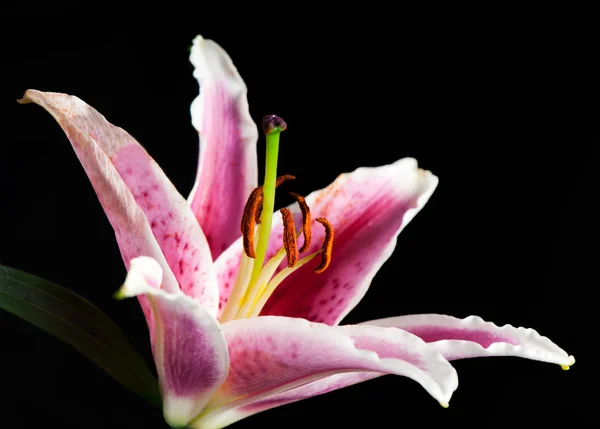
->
188, 35, 258, 260
117, 257, 229, 427
365, 314, 575, 366
19, 90, 220, 317
190, 317, 457, 429
215, 158, 438, 325
199, 314, 574, 427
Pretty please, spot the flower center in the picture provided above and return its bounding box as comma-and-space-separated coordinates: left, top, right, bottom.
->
219, 115, 334, 322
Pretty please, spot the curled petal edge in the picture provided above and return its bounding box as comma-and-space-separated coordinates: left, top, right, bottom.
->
117, 257, 230, 427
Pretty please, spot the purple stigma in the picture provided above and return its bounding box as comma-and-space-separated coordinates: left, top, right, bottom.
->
262, 115, 287, 134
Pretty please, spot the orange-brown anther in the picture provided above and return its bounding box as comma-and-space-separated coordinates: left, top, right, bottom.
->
254, 175, 296, 223
241, 187, 264, 258
314, 217, 334, 274
242, 175, 296, 258
280, 208, 299, 268
276, 174, 296, 187
289, 192, 312, 252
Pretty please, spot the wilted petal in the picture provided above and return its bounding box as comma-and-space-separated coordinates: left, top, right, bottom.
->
191, 317, 457, 429
365, 314, 576, 366
257, 158, 438, 324
117, 257, 229, 427
19, 90, 220, 316
188, 35, 259, 260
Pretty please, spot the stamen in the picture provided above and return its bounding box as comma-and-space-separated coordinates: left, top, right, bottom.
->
219, 227, 261, 323
241, 187, 264, 258
254, 175, 296, 224
245, 218, 335, 318
314, 217, 334, 274
247, 250, 321, 318
289, 192, 312, 252
235, 229, 303, 320
242, 175, 296, 258
280, 208, 298, 268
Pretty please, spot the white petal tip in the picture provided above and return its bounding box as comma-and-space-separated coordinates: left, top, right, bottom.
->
440, 402, 449, 408
561, 356, 575, 370
118, 256, 164, 298
163, 396, 198, 428
192, 34, 205, 45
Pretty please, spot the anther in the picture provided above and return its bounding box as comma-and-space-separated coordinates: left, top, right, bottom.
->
280, 208, 299, 268
243, 175, 296, 258
262, 115, 287, 134
314, 218, 334, 274
254, 175, 296, 223
289, 192, 312, 252
241, 187, 264, 258
277, 174, 296, 188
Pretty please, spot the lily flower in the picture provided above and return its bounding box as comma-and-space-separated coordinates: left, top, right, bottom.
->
18, 35, 574, 429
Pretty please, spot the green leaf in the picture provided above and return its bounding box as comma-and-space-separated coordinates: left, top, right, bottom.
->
0, 265, 161, 408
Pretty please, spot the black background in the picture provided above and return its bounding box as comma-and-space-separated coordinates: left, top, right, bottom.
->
1, 3, 594, 428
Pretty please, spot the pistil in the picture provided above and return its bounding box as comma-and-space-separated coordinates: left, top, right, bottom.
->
249, 115, 287, 284
220, 114, 335, 322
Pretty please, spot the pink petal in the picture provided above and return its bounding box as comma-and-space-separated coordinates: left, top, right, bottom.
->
192, 317, 457, 429
188, 35, 259, 260
19, 90, 220, 316
117, 257, 229, 427
219, 372, 379, 427
242, 157, 436, 324
365, 314, 575, 365
203, 314, 574, 427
